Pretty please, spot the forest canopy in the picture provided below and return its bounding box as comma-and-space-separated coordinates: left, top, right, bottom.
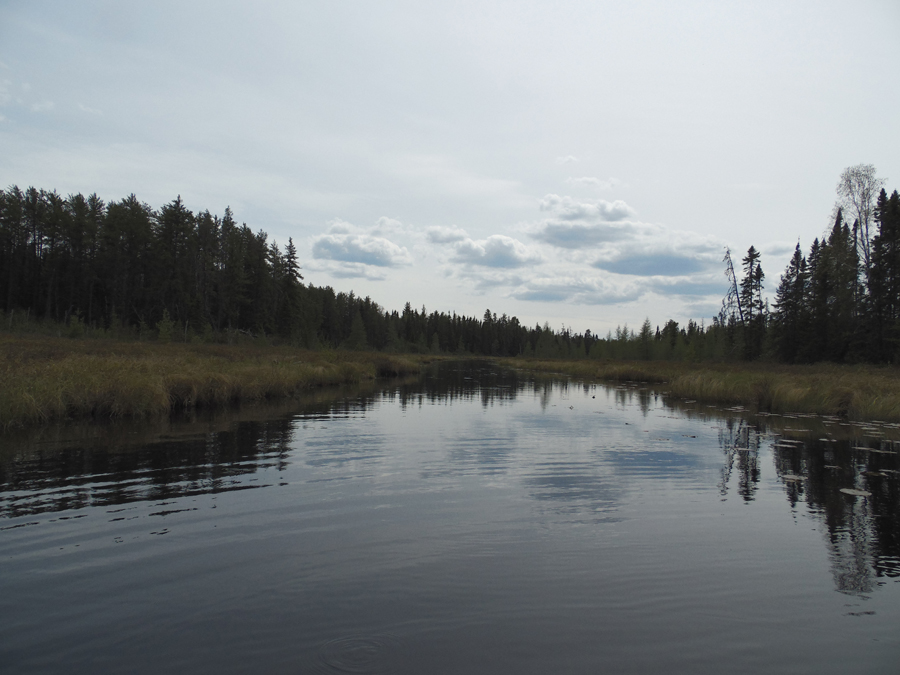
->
1, 165, 898, 363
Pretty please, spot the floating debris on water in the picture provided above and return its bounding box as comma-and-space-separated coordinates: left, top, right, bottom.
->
839, 488, 872, 497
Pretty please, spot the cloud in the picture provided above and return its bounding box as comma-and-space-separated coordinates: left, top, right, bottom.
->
426, 224, 468, 244
555, 155, 579, 164
323, 218, 354, 235
510, 275, 644, 305
451, 235, 542, 268
311, 219, 412, 268
532, 221, 633, 248
565, 176, 621, 190
579, 222, 724, 277
465, 271, 526, 292
305, 260, 388, 281
30, 101, 54, 112
648, 277, 727, 297
592, 253, 713, 277
372, 216, 405, 235
538, 194, 635, 222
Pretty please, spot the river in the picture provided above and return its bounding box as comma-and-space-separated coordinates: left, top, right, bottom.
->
1, 361, 898, 674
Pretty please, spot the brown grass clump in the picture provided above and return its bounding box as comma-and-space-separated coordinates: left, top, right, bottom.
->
507, 357, 900, 421
0, 335, 424, 430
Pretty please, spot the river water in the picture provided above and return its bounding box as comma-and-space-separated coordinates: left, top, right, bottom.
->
1, 361, 899, 674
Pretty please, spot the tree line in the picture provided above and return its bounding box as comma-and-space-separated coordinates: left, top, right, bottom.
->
0, 186, 568, 355
1, 164, 897, 363
728, 165, 899, 364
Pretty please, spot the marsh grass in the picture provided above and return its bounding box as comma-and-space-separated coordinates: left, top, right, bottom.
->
507, 358, 900, 421
0, 335, 422, 430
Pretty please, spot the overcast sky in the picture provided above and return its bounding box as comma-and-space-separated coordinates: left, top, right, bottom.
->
2, 0, 898, 334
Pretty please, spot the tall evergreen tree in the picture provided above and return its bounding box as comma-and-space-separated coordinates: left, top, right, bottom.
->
772, 244, 807, 362
868, 189, 900, 361
739, 246, 765, 360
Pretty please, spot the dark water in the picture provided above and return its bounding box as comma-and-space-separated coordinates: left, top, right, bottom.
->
2, 361, 899, 674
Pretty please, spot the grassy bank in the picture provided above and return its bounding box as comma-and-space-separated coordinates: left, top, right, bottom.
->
506, 358, 900, 421
0, 335, 422, 430
6, 333, 899, 429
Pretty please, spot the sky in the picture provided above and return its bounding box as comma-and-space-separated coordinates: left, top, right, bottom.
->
1, 0, 898, 335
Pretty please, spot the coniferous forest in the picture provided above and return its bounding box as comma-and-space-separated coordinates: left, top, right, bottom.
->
1, 165, 898, 363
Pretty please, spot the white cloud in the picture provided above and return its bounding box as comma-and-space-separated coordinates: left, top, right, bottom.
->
589, 229, 723, 278
305, 260, 389, 281
592, 252, 717, 277
532, 221, 634, 248
555, 155, 578, 164
372, 216, 405, 235
427, 224, 469, 244
648, 277, 727, 297
451, 234, 542, 268
311, 219, 412, 268
463, 270, 526, 293
30, 101, 54, 112
324, 218, 355, 235
529, 189, 725, 277
510, 275, 644, 305
538, 194, 635, 222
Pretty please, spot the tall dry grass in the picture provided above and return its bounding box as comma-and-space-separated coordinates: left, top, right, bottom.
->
0, 335, 422, 430
507, 358, 900, 421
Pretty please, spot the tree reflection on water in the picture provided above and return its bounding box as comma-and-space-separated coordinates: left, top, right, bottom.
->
2, 361, 898, 600
713, 414, 900, 595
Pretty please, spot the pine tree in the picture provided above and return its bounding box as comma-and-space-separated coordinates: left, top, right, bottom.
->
772, 244, 807, 362
868, 189, 900, 361
739, 246, 765, 359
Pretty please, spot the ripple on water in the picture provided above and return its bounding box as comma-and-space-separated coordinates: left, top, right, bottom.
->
314, 634, 403, 674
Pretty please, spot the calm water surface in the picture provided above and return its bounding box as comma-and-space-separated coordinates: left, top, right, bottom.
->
2, 362, 899, 674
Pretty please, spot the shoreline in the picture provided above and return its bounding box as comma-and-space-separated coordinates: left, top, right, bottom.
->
3, 334, 900, 430
0, 334, 424, 431
506, 357, 900, 422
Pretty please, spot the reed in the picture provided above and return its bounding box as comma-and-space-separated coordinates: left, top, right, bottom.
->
0, 335, 422, 430
507, 358, 900, 421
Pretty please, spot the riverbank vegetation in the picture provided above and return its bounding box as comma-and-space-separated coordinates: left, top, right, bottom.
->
509, 358, 900, 421
0, 334, 421, 430
2, 165, 899, 427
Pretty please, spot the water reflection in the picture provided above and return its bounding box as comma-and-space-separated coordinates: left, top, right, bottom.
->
0, 418, 296, 520
707, 411, 900, 595
1, 360, 899, 601
717, 418, 761, 502
765, 431, 900, 594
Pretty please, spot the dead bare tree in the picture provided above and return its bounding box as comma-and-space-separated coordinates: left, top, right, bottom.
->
836, 164, 886, 274
723, 247, 744, 324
